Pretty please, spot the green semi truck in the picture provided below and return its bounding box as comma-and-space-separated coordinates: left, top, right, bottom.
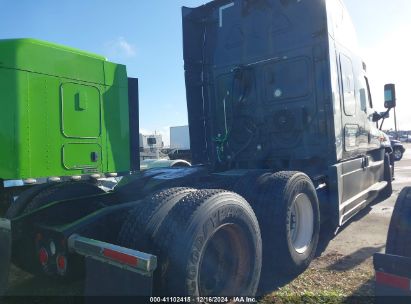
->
0, 0, 398, 298
0, 38, 188, 209
0, 38, 136, 181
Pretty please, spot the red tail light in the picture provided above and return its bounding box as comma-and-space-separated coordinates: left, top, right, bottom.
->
38, 248, 48, 266
56, 255, 67, 274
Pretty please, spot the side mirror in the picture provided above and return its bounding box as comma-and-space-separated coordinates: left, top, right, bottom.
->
384, 84, 396, 109
372, 111, 390, 123
372, 112, 381, 122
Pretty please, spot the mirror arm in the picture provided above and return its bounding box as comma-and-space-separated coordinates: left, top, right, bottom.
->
379, 118, 385, 131
379, 108, 392, 131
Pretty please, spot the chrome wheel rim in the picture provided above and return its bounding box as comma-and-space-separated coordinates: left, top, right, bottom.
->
289, 193, 314, 254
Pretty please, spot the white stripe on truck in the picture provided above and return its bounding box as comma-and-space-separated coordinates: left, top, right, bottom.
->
219, 2, 234, 27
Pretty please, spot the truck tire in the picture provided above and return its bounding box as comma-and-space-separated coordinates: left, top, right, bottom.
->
386, 187, 411, 257
253, 171, 320, 278
118, 187, 196, 250
125, 189, 262, 296
393, 147, 404, 161
0, 190, 13, 216
0, 218, 11, 296
231, 170, 270, 202
5, 183, 57, 219
378, 153, 393, 201
8, 182, 104, 275
23, 182, 105, 214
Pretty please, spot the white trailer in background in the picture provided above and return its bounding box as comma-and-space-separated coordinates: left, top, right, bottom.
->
170, 126, 190, 150
139, 133, 163, 150
139, 132, 191, 169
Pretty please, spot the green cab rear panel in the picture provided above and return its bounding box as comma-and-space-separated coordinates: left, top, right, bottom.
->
0, 38, 131, 180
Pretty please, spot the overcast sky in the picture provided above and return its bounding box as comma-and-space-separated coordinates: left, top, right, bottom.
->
0, 0, 410, 145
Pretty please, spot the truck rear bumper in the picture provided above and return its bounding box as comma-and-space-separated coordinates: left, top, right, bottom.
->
68, 234, 157, 296
0, 218, 11, 296
0, 221, 157, 297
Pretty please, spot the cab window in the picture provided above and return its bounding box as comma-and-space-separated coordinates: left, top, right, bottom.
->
340, 54, 356, 116
364, 76, 373, 109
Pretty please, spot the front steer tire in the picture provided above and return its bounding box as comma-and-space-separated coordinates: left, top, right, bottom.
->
378, 153, 393, 201
119, 189, 262, 296
393, 147, 404, 161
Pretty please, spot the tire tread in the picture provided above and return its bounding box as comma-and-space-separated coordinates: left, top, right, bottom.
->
386, 187, 411, 256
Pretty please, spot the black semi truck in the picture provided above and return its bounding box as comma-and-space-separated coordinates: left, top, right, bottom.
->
0, 0, 396, 297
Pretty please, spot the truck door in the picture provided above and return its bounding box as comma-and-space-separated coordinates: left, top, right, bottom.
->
338, 53, 368, 212
61, 83, 103, 172
337, 53, 385, 222
339, 53, 360, 156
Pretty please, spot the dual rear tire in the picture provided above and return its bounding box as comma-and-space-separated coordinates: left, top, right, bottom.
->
118, 188, 262, 296
233, 171, 320, 280
119, 171, 320, 296
5, 173, 320, 295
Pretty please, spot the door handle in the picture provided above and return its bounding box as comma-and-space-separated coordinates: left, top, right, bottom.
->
362, 156, 369, 169
91, 152, 99, 163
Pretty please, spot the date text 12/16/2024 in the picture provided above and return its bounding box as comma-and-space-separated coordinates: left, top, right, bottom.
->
149, 297, 257, 303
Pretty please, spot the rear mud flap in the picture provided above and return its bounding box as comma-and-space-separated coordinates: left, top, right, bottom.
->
0, 218, 11, 296
84, 257, 153, 298
374, 253, 411, 298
